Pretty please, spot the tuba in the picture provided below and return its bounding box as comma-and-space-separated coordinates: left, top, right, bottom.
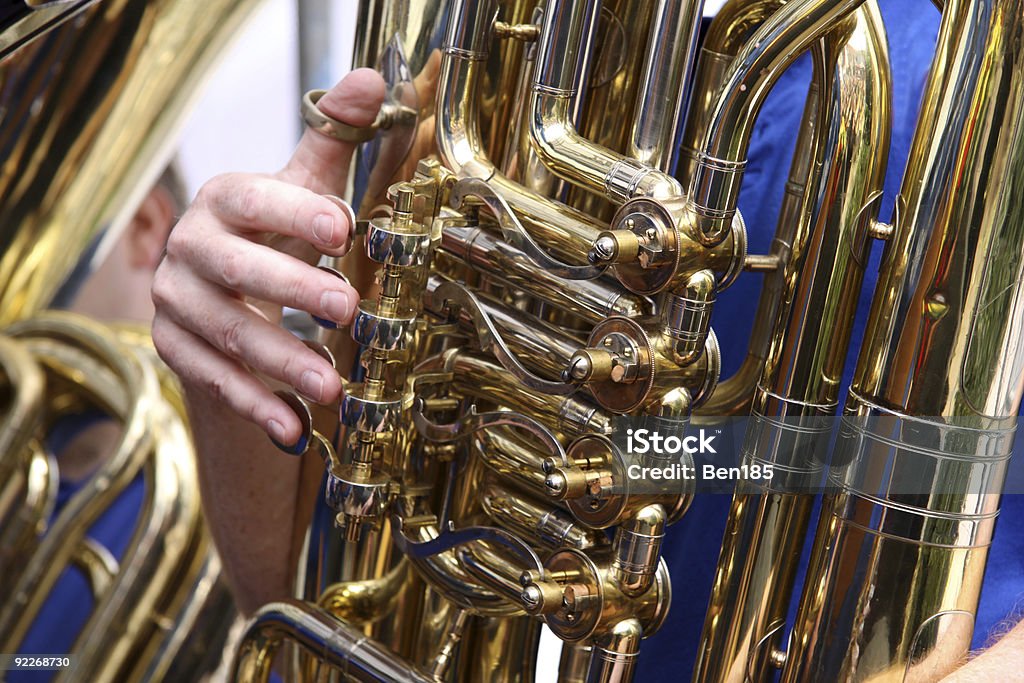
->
0, 0, 262, 679
0, 0, 1020, 681
232, 0, 1024, 681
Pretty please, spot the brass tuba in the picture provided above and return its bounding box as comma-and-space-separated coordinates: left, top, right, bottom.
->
0, 0, 262, 679
231, 0, 1024, 681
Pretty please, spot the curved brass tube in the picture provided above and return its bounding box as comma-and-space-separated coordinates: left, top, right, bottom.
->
0, 0, 262, 324
785, 0, 1024, 677
688, 0, 867, 245
694, 6, 890, 681
628, 0, 704, 173
439, 225, 652, 323
0, 336, 49, 588
59, 395, 204, 683
0, 313, 222, 682
437, 0, 610, 264
232, 600, 434, 683
693, 0, 814, 419
319, 558, 409, 625
528, 0, 683, 202
0, 315, 156, 653
444, 351, 613, 438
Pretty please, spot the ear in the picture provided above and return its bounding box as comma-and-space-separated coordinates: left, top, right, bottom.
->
127, 185, 177, 270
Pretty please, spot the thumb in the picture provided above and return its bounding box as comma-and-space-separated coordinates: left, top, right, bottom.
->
278, 68, 386, 195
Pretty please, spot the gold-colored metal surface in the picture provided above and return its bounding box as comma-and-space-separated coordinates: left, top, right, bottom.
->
0, 0, 263, 325
227, 0, 1024, 680
694, 5, 892, 680
784, 0, 1024, 678
0, 0, 1006, 680
0, 313, 235, 682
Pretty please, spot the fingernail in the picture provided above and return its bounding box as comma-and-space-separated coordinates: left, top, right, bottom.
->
312, 214, 336, 245
300, 369, 325, 402
267, 419, 288, 443
321, 290, 352, 322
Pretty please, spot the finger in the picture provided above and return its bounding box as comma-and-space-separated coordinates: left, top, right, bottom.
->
180, 231, 359, 324
194, 174, 355, 256
281, 68, 386, 195
153, 270, 343, 404
152, 315, 305, 445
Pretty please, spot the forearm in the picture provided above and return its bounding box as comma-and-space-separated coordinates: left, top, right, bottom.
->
941, 619, 1024, 682
186, 384, 307, 615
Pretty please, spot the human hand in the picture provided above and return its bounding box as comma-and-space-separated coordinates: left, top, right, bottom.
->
152, 69, 386, 447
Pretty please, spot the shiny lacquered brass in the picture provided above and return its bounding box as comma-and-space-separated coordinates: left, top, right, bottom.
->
0, 0, 263, 325
226, 0, 1024, 680
0, 0, 1000, 680
0, 313, 234, 682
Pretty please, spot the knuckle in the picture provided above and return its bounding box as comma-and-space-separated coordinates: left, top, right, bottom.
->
164, 225, 189, 260
195, 175, 225, 207
219, 250, 245, 291
219, 315, 249, 358
237, 183, 265, 225
150, 271, 173, 309
206, 372, 229, 404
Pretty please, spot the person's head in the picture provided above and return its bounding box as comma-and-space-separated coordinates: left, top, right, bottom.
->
71, 164, 187, 322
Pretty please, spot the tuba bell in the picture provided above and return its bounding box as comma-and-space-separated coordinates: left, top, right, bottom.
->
0, 0, 264, 679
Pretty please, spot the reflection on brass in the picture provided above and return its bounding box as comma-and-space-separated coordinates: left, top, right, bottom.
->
0, 0, 263, 325
0, 313, 235, 682
241, 0, 1024, 679
5, 0, 1020, 680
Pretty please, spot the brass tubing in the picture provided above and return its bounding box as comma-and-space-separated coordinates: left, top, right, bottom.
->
690, 1, 818, 419
695, 7, 890, 681
785, 0, 1024, 679
437, 0, 607, 263
0, 316, 155, 655
612, 504, 666, 597
474, 429, 557, 497
400, 517, 523, 618
61, 403, 203, 683
558, 643, 593, 683
318, 558, 409, 625
0, 336, 44, 484
232, 600, 434, 683
629, 0, 705, 173
529, 0, 683, 202
0, 447, 56, 596
481, 479, 604, 551
688, 0, 867, 245
586, 618, 643, 683
460, 614, 542, 683
445, 351, 613, 437
0, 336, 48, 585
457, 544, 530, 605
440, 226, 651, 322
425, 275, 581, 379
438, 0, 500, 181
0, 0, 263, 324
